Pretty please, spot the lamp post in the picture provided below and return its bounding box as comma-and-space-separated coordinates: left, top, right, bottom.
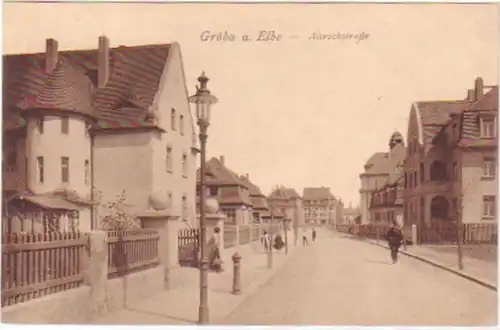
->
189, 72, 218, 325
267, 206, 274, 269
284, 218, 289, 254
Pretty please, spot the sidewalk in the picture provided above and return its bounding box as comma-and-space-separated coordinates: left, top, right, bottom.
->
92, 232, 301, 325
338, 232, 497, 290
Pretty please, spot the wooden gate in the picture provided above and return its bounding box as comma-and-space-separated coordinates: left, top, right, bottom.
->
178, 228, 200, 267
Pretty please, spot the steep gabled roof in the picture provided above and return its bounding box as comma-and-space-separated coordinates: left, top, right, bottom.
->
303, 187, 334, 200
238, 175, 265, 197
268, 185, 299, 200
197, 157, 241, 186
459, 86, 499, 148
3, 43, 171, 130
413, 100, 471, 151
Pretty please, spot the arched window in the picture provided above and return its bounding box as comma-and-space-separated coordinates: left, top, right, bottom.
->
431, 196, 449, 219
430, 161, 447, 181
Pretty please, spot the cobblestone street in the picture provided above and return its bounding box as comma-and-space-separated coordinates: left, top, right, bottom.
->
222, 230, 497, 326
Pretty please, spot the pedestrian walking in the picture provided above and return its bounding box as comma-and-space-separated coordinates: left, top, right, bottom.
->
302, 229, 309, 246
312, 228, 317, 242
385, 221, 404, 264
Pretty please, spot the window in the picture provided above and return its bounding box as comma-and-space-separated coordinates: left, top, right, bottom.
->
37, 118, 44, 134
182, 153, 188, 177
182, 195, 188, 220
171, 109, 176, 130
4, 141, 17, 172
180, 115, 184, 135
61, 157, 69, 183
37, 156, 44, 183
84, 160, 90, 185
453, 162, 459, 181
483, 196, 496, 218
480, 118, 496, 138
209, 186, 218, 197
483, 158, 496, 178
166, 146, 173, 172
61, 117, 69, 134
430, 161, 447, 181
221, 208, 237, 223
419, 163, 425, 183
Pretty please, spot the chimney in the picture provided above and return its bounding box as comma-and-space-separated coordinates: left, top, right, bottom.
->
219, 155, 225, 166
467, 89, 475, 101
98, 36, 110, 88
474, 77, 484, 101
45, 38, 58, 73
246, 173, 249, 179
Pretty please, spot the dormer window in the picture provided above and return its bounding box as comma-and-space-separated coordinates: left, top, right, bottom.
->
3, 141, 17, 173
480, 117, 496, 138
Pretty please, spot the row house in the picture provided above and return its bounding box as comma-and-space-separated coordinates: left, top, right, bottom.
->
302, 187, 337, 225
369, 132, 406, 225
359, 152, 390, 224
403, 77, 498, 228
196, 156, 253, 225
238, 174, 269, 223
268, 185, 304, 229
2, 37, 198, 233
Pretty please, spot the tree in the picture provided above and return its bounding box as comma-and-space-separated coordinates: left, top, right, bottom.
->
93, 188, 139, 231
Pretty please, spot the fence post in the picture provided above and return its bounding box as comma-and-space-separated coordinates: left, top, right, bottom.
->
83, 230, 108, 319
138, 211, 180, 290
411, 224, 418, 245
235, 223, 241, 247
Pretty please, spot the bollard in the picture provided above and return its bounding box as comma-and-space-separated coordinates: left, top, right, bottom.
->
232, 252, 242, 295
376, 226, 380, 244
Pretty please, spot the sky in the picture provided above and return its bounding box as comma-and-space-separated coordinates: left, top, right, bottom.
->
3, 3, 498, 206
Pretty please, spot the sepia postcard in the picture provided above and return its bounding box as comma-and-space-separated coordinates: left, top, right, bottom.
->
1, 1, 498, 327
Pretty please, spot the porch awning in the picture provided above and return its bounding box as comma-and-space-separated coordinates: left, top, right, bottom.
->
22, 195, 83, 211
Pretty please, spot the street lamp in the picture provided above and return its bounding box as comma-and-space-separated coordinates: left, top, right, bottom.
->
284, 217, 289, 254
189, 71, 218, 325
267, 206, 274, 269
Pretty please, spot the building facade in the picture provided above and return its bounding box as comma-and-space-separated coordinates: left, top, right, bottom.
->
268, 185, 304, 230
359, 153, 390, 224
343, 202, 361, 224
302, 187, 336, 225
369, 132, 406, 225
238, 174, 269, 223
196, 156, 253, 225
3, 37, 198, 233
403, 77, 498, 229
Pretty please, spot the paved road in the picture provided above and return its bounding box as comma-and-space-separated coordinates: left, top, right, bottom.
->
222, 230, 497, 326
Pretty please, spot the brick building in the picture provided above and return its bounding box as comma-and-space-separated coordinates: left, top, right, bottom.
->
403, 78, 498, 229
369, 132, 406, 225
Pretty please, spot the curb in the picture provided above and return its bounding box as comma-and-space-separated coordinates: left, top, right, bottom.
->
363, 239, 497, 291
212, 244, 301, 324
